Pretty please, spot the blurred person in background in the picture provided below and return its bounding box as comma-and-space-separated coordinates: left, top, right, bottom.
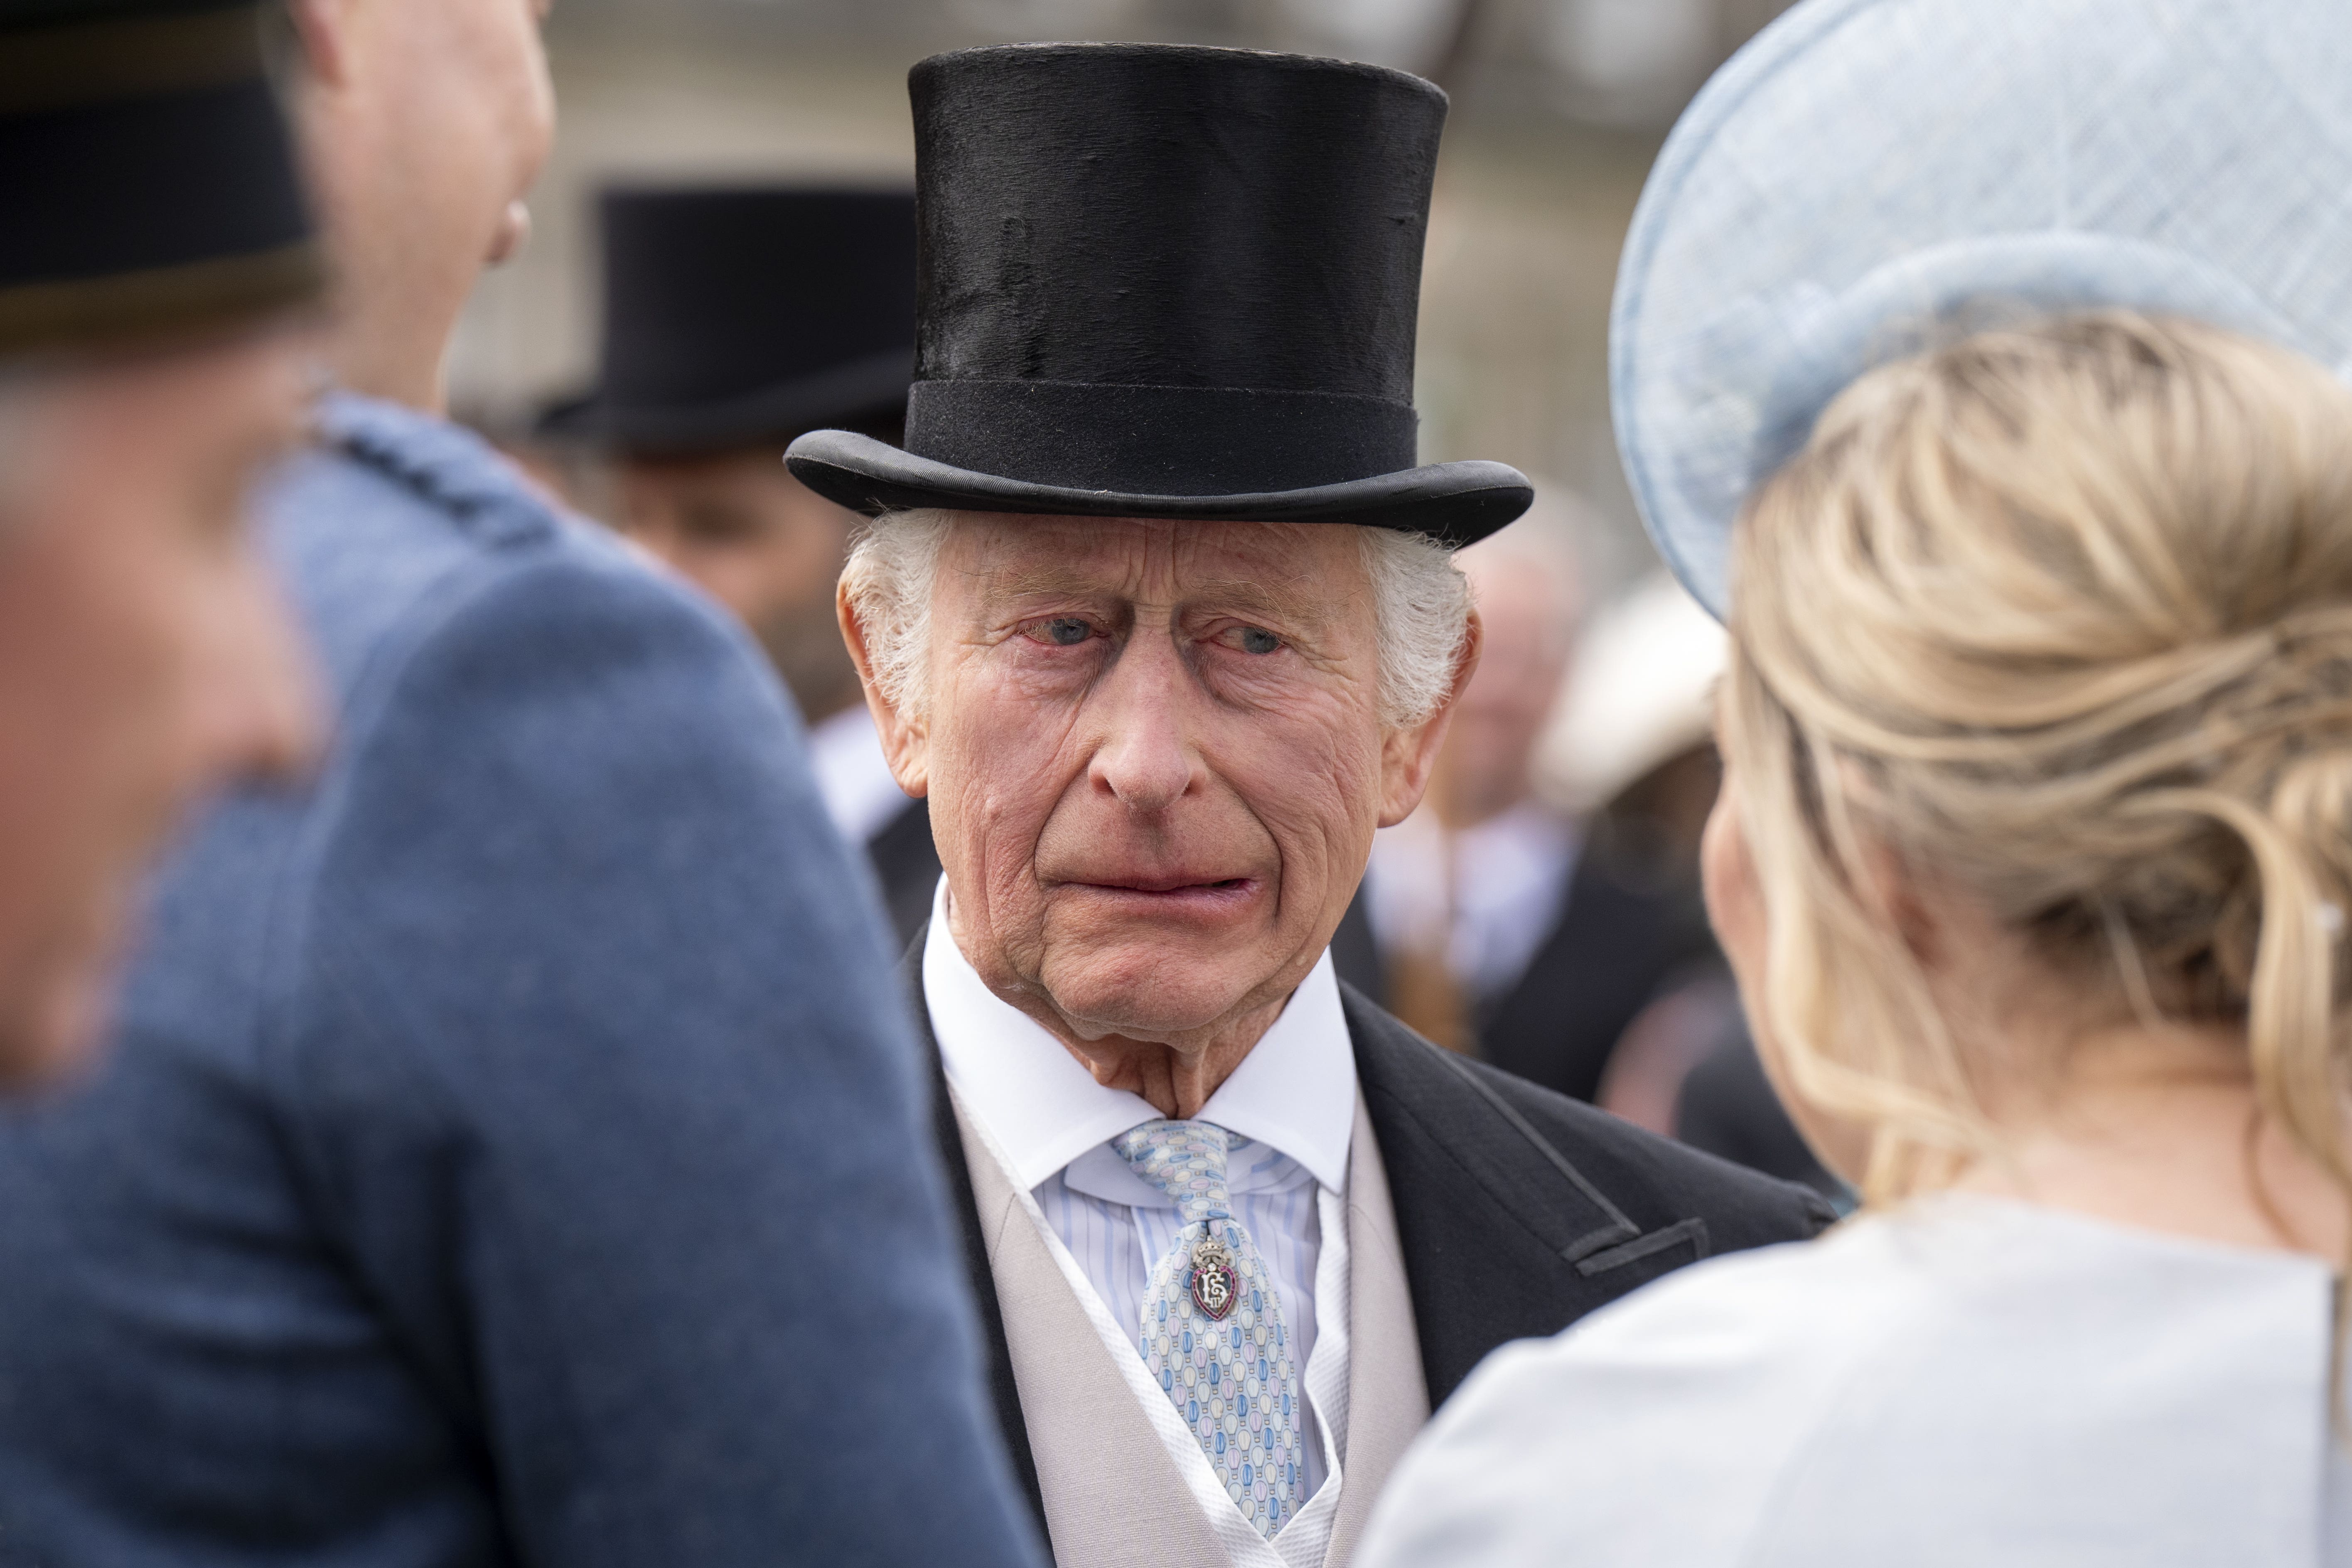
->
1364, 2, 2352, 1562
794, 43, 1830, 1568
1364, 494, 1586, 1055
1547, 574, 1724, 1117
1543, 575, 1836, 1196
540, 185, 943, 942
1364, 510, 1739, 1119
0, 0, 322, 1089
0, 2, 1044, 1564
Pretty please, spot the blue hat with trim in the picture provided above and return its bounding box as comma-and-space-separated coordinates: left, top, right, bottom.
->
1612, 0, 2352, 619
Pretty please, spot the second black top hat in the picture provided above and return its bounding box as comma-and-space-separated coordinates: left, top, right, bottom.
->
541, 185, 917, 455
786, 43, 1532, 546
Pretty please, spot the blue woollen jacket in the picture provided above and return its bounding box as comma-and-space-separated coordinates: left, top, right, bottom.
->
0, 394, 1045, 1568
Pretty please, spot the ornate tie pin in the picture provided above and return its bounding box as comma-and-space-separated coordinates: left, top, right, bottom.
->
1190, 1231, 1239, 1321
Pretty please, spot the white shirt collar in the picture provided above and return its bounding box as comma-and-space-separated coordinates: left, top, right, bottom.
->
806, 703, 912, 845
924, 878, 1357, 1195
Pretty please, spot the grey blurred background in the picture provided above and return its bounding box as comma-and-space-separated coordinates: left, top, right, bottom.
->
450, 0, 1799, 590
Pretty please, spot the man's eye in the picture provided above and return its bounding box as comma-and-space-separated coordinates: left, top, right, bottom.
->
1236, 627, 1283, 655
1030, 617, 1093, 646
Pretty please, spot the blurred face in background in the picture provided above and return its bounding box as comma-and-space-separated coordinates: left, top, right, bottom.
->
1430, 546, 1577, 827
617, 450, 866, 723
0, 332, 322, 1086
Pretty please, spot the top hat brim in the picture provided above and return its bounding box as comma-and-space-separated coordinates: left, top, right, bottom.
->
536, 348, 913, 455
785, 429, 1533, 548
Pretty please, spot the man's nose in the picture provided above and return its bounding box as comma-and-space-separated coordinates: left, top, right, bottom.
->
196, 564, 326, 789
1086, 630, 1201, 814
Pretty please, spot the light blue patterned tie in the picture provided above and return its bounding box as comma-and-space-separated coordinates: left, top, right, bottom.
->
1113, 1120, 1305, 1538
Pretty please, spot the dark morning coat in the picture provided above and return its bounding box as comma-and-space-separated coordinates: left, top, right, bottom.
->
912, 942, 1836, 1529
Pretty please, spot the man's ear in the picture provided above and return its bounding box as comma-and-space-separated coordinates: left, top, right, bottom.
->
837, 576, 929, 799
1375, 609, 1482, 828
283, 0, 354, 89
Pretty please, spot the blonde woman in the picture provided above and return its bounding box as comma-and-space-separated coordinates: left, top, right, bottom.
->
1357, 0, 2352, 1562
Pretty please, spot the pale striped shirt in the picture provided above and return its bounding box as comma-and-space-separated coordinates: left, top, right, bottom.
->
1038, 1133, 1332, 1495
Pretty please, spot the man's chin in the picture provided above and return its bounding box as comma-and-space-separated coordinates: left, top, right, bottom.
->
1035, 936, 1273, 1045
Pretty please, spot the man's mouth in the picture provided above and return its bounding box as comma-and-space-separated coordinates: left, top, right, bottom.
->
1083, 873, 1252, 895
1056, 874, 1263, 911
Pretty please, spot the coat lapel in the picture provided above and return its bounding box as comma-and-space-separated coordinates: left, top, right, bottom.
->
913, 948, 1047, 1530
1345, 983, 1718, 1408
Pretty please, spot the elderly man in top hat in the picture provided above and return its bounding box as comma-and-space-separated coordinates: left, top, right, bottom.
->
791, 42, 1832, 1568
543, 185, 943, 939
0, 0, 322, 1089
0, 2, 1042, 1565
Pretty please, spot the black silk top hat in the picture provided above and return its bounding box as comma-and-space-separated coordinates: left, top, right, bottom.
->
784, 44, 1533, 546
540, 186, 918, 455
0, 0, 321, 359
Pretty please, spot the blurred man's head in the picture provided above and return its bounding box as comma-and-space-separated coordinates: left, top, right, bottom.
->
547, 188, 919, 720
0, 0, 329, 1084
285, 0, 556, 411
1435, 502, 1584, 827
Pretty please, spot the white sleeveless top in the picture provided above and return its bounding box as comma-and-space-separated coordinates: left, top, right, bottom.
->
1360, 1195, 2352, 1567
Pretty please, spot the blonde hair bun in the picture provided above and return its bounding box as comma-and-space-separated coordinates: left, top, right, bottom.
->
1727, 311, 2352, 1201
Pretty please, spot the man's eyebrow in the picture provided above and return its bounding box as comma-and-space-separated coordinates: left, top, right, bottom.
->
982, 565, 1109, 600
1183, 580, 1322, 623
980, 567, 1326, 623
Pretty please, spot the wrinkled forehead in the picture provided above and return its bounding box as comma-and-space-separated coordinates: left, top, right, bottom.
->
940, 513, 1371, 615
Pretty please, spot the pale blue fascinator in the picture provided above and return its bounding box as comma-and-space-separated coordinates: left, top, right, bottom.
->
1613, 0, 2352, 619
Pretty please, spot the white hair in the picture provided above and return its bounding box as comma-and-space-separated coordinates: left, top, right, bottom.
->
843, 508, 1473, 728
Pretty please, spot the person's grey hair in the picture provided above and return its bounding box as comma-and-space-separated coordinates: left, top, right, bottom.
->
843, 507, 1473, 728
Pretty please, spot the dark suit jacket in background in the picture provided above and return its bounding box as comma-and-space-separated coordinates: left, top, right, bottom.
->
0, 396, 1042, 1568
1476, 841, 1718, 1104
914, 941, 1835, 1528
870, 796, 944, 949
1675, 1011, 1843, 1199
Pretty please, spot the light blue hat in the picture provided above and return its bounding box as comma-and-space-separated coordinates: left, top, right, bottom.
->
1613, 0, 2352, 620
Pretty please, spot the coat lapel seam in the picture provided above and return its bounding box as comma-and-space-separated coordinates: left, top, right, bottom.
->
1357, 1073, 1603, 1263
1350, 989, 1708, 1269
1573, 1215, 1711, 1276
